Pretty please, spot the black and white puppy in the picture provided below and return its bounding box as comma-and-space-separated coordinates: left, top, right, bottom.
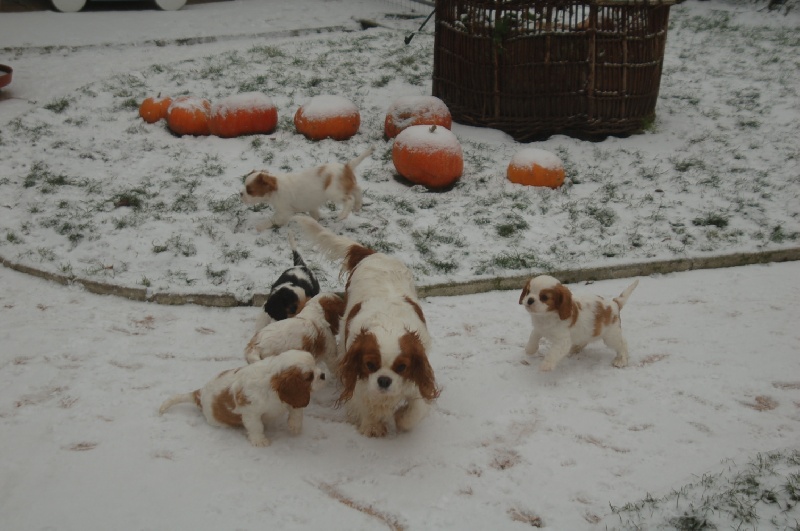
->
256, 231, 320, 331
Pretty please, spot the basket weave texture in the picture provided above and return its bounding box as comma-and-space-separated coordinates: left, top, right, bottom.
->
432, 0, 681, 140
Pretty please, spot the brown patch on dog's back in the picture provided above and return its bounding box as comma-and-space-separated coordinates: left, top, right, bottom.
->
271, 367, 312, 409
211, 388, 244, 427
302, 328, 327, 360
246, 172, 278, 198
319, 294, 345, 336
340, 165, 357, 194
345, 244, 375, 274
592, 302, 617, 336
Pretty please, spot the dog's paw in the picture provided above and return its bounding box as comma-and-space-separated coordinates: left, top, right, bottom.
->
288, 420, 303, 435
525, 345, 540, 356
254, 220, 274, 232
612, 355, 628, 368
359, 422, 389, 438
539, 360, 556, 372
248, 435, 271, 447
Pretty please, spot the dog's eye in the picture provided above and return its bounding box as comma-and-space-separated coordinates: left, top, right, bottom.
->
305, 373, 314, 382
320, 373, 326, 380
288, 304, 298, 315
366, 362, 378, 372
394, 363, 407, 374
539, 294, 549, 303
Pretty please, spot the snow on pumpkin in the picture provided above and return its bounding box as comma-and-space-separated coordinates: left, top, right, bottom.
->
392, 124, 463, 189
294, 95, 360, 141
166, 96, 212, 136
208, 92, 278, 138
384, 95, 452, 139
507, 148, 565, 188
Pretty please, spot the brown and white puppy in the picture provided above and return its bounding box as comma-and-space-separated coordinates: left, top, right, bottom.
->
293, 215, 439, 438
519, 275, 639, 372
245, 292, 345, 369
240, 147, 373, 231
159, 350, 326, 447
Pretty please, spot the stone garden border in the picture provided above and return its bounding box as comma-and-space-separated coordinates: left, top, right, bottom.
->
3, 247, 798, 307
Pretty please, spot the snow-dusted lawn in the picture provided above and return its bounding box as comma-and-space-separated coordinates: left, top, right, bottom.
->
0, 0, 798, 302
0, 1, 799, 530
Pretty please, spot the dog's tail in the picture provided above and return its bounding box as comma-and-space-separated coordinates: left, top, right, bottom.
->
158, 391, 200, 415
292, 215, 375, 276
614, 279, 639, 310
346, 146, 374, 171
287, 230, 307, 268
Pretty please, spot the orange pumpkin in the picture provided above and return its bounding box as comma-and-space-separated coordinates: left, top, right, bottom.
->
392, 124, 463, 189
139, 95, 172, 124
209, 92, 278, 138
507, 148, 565, 188
166, 96, 212, 136
384, 95, 452, 139
294, 95, 360, 141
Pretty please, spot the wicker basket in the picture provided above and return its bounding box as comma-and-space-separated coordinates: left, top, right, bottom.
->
432, 0, 682, 141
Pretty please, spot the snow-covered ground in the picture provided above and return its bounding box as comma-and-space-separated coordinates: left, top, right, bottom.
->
1, 1, 799, 529
1, 0, 798, 301
1, 260, 799, 530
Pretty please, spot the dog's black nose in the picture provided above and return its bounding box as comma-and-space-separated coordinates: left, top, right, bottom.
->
377, 376, 392, 389
320, 373, 326, 380
527, 297, 534, 305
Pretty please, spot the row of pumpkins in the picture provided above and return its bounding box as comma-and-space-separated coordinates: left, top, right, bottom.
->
138, 92, 565, 190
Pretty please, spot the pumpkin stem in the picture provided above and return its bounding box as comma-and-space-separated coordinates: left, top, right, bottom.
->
429, 124, 437, 133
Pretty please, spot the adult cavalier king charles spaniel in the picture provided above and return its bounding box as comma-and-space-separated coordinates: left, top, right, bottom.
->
293, 215, 439, 438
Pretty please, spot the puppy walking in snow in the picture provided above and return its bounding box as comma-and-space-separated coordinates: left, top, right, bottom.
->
519, 276, 639, 372
240, 147, 373, 230
159, 350, 326, 447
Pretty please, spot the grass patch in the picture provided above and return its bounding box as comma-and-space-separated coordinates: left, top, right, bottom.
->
608, 449, 800, 530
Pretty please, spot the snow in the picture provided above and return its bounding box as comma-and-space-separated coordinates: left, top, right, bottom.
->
509, 148, 563, 172
298, 94, 360, 120
385, 95, 450, 131
0, 0, 799, 529
394, 123, 462, 155
169, 95, 211, 112
211, 92, 276, 116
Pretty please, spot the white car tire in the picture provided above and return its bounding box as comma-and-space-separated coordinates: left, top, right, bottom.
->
153, 0, 187, 10
51, 0, 87, 12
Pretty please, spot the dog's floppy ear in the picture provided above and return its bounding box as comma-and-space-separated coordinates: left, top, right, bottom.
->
553, 284, 573, 321
319, 294, 345, 336
338, 329, 379, 405
399, 331, 440, 401
519, 281, 531, 305
271, 367, 312, 409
